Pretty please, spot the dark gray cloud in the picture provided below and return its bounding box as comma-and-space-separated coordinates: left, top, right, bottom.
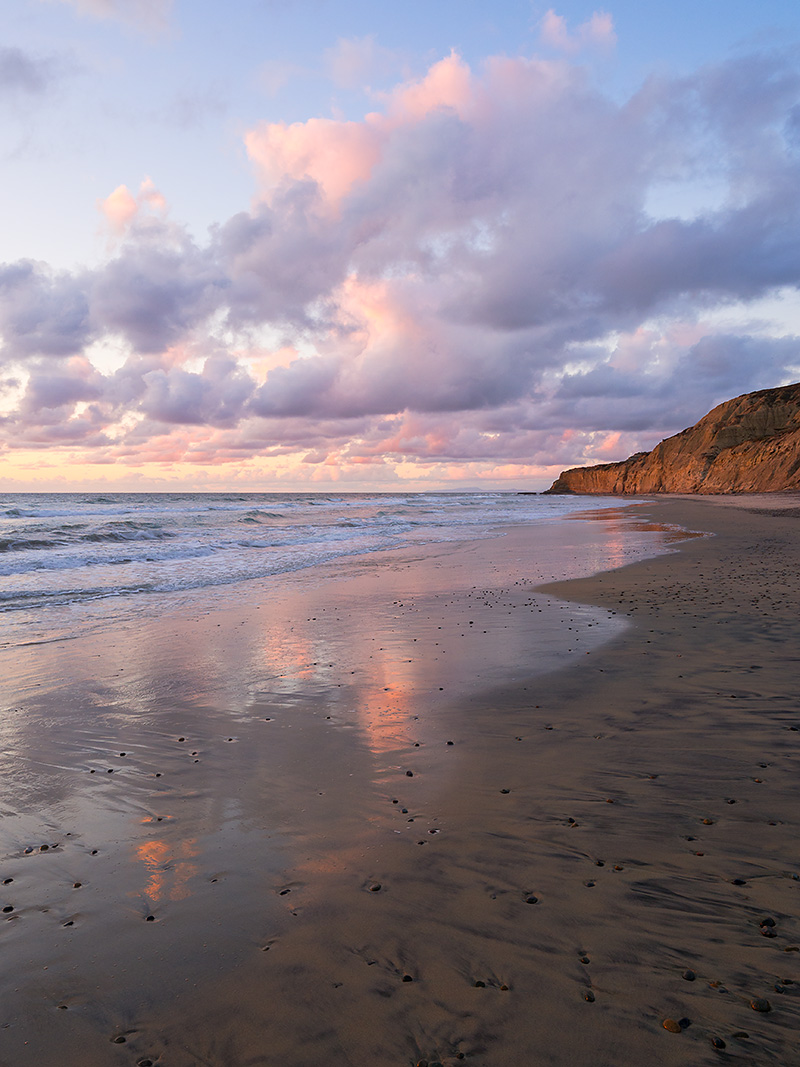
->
137, 355, 255, 426
90, 225, 228, 352
0, 261, 93, 360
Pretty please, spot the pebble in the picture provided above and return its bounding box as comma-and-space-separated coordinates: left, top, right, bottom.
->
750, 998, 771, 1012
500, 788, 510, 794
370, 883, 382, 892
406, 771, 414, 777
402, 974, 413, 982
584, 991, 595, 1002
760, 917, 776, 927
711, 1037, 726, 1050
662, 1018, 682, 1033
682, 969, 696, 982
525, 895, 538, 904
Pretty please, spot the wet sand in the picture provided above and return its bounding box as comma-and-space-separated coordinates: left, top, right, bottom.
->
1, 498, 799, 1065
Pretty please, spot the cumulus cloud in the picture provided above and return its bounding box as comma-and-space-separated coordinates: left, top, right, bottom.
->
98, 177, 167, 236
90, 221, 227, 351
0, 261, 92, 361
2, 46, 800, 482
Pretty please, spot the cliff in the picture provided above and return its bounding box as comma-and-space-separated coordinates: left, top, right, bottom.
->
545, 383, 800, 495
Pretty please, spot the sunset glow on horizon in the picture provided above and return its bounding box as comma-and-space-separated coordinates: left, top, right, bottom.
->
2, 1, 800, 492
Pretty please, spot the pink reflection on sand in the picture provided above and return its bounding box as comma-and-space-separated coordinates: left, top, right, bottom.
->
136, 836, 199, 903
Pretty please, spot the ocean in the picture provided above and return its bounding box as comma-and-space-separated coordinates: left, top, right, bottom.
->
0, 491, 666, 650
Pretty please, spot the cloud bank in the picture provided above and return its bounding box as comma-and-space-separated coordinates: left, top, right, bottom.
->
1, 43, 799, 487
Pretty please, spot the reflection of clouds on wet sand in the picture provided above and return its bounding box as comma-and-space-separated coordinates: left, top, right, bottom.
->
0, 513, 697, 1064
137, 830, 199, 904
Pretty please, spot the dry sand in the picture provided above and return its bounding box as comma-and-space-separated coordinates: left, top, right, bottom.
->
0, 497, 799, 1066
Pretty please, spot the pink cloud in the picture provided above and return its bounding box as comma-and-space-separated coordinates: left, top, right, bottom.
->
98, 184, 138, 235
245, 118, 383, 210
540, 9, 616, 54
97, 177, 167, 236
385, 52, 473, 123
244, 53, 474, 211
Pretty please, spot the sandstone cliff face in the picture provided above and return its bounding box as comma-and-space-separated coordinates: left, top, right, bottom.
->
546, 383, 800, 495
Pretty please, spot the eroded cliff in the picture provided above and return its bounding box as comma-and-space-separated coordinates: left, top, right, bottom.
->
545, 383, 800, 495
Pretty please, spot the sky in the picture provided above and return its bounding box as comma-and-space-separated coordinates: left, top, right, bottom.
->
1, 0, 800, 492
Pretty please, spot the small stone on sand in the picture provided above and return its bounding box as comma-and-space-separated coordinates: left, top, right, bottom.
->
662, 1018, 682, 1033
750, 998, 771, 1012
682, 969, 696, 981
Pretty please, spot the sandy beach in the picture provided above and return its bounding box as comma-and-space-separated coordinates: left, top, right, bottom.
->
0, 497, 799, 1066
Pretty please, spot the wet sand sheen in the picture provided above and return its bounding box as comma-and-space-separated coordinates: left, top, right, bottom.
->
0, 499, 799, 1065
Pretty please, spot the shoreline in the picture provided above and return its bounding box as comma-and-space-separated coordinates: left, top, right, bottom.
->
1, 499, 799, 1065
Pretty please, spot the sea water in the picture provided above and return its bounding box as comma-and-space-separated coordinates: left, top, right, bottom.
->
0, 491, 663, 649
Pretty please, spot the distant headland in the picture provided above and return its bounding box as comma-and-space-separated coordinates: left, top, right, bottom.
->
545, 382, 800, 495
